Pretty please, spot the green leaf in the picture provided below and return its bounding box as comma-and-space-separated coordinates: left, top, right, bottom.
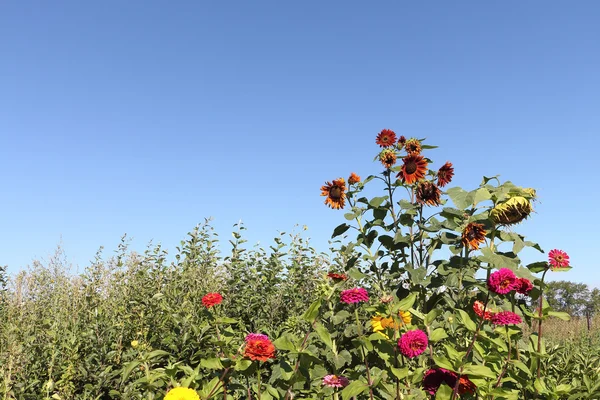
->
429, 328, 448, 342
369, 196, 388, 207
462, 364, 496, 379
273, 335, 296, 352
331, 223, 350, 238
548, 311, 571, 321
456, 309, 477, 332
315, 323, 333, 349
397, 293, 417, 311
425, 309, 442, 326
341, 381, 370, 400
390, 367, 408, 380
302, 299, 322, 323
435, 383, 453, 399
200, 357, 224, 370
433, 355, 456, 372
471, 188, 491, 205
446, 187, 470, 209
120, 361, 140, 383
234, 359, 252, 371
526, 261, 548, 273
146, 350, 170, 360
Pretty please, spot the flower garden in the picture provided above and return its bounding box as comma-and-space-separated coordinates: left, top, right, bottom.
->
1, 130, 597, 399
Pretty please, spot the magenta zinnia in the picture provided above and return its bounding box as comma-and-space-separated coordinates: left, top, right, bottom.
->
488, 268, 518, 295
398, 329, 428, 358
340, 287, 369, 304
516, 277, 533, 294
548, 249, 570, 269
322, 374, 350, 388
491, 311, 523, 326
245, 333, 269, 342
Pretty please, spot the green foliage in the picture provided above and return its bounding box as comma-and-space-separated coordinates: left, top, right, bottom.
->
0, 135, 593, 400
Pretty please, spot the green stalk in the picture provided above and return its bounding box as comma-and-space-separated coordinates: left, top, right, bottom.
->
354, 307, 374, 400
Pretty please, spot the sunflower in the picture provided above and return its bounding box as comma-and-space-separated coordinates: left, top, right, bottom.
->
404, 138, 422, 155
379, 149, 397, 169
398, 135, 407, 146
321, 178, 346, 209
461, 222, 486, 250
376, 129, 397, 147
416, 181, 441, 206
397, 154, 428, 184
437, 162, 454, 187
348, 172, 361, 185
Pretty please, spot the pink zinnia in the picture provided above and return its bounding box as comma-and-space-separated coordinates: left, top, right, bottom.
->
491, 311, 522, 326
245, 333, 269, 342
340, 287, 369, 304
398, 329, 428, 358
488, 268, 518, 295
322, 375, 350, 388
516, 278, 533, 294
548, 249, 570, 269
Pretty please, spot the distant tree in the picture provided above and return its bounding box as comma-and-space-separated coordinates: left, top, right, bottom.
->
545, 280, 591, 317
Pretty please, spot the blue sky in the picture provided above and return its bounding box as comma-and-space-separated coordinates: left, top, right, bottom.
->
1, 1, 598, 286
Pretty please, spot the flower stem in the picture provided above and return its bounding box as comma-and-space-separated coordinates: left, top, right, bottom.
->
536, 268, 549, 382
355, 307, 374, 400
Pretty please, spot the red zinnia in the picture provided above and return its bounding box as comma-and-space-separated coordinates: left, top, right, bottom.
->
473, 300, 493, 320
437, 162, 454, 187
202, 292, 223, 308
340, 287, 369, 304
398, 329, 428, 358
548, 249, 570, 269
423, 369, 476, 396
491, 311, 523, 326
488, 268, 518, 295
376, 129, 397, 147
516, 277, 533, 294
327, 272, 348, 281
244, 338, 276, 361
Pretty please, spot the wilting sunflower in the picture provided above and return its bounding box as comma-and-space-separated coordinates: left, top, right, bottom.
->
404, 138, 422, 155
398, 154, 428, 184
376, 129, 397, 147
461, 222, 486, 250
398, 135, 407, 146
321, 178, 346, 209
491, 189, 536, 226
379, 149, 397, 169
437, 162, 454, 187
416, 181, 442, 206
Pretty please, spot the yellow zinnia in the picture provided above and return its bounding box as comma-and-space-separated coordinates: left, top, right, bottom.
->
165, 387, 200, 400
371, 314, 399, 333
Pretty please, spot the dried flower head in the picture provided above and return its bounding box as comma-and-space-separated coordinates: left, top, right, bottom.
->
327, 272, 348, 281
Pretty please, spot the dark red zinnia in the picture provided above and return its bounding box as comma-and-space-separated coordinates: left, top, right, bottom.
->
516, 277, 533, 294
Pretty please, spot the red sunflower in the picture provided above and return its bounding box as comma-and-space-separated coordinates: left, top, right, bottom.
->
437, 162, 454, 187
376, 129, 397, 147
397, 154, 428, 184
321, 178, 347, 209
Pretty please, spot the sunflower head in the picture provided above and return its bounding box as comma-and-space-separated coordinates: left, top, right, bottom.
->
379, 149, 397, 169
415, 181, 442, 206
321, 178, 347, 209
461, 222, 486, 250
348, 172, 361, 185
397, 154, 428, 185
437, 162, 454, 187
376, 129, 397, 147
404, 138, 422, 155
490, 196, 533, 225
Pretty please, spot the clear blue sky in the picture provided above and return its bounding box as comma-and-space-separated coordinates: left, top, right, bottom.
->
1, 1, 598, 286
